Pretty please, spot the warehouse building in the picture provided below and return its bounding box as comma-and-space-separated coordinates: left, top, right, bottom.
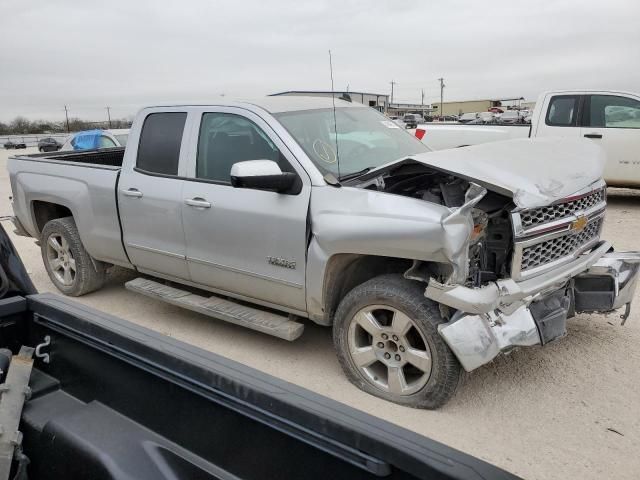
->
433, 97, 526, 116
387, 103, 434, 117
270, 90, 389, 111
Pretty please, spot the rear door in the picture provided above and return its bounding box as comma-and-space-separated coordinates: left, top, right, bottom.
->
118, 111, 190, 279
180, 107, 310, 312
534, 94, 584, 139
580, 93, 640, 187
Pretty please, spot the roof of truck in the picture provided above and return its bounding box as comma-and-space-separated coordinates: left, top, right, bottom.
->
145, 96, 366, 114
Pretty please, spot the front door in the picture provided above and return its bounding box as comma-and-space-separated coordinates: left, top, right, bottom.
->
580, 94, 640, 187
181, 109, 310, 311
119, 111, 190, 280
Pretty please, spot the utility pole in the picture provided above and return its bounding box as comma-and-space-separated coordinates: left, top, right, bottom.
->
106, 106, 112, 129
438, 78, 445, 118
64, 105, 70, 132
390, 80, 397, 105
421, 88, 425, 115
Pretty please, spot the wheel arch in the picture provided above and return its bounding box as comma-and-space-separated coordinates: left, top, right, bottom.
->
320, 254, 415, 325
31, 200, 74, 236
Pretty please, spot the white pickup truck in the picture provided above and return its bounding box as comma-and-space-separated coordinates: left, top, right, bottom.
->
416, 90, 640, 188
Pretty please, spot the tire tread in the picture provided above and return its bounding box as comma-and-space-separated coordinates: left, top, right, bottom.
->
40, 216, 105, 296
333, 274, 461, 409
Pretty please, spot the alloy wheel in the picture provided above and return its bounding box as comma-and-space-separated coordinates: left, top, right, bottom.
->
46, 234, 76, 286
347, 305, 432, 396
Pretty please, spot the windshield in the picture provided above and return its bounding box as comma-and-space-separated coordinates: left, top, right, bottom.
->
115, 134, 129, 146
275, 107, 429, 177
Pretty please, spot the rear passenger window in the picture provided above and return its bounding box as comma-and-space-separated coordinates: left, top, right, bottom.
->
136, 113, 187, 175
545, 95, 579, 127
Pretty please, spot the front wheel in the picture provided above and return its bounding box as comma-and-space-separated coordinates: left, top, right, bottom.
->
41, 217, 106, 296
333, 274, 462, 409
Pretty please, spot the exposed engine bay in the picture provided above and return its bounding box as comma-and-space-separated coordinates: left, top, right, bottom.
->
352, 161, 514, 286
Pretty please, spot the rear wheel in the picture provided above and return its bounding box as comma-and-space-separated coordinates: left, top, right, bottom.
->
333, 274, 461, 409
41, 217, 105, 296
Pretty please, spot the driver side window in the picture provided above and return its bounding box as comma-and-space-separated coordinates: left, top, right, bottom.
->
196, 113, 292, 183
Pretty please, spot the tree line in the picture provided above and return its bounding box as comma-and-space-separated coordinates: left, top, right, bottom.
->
0, 116, 132, 135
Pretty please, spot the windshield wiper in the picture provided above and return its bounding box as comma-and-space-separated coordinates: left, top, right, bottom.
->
338, 167, 373, 182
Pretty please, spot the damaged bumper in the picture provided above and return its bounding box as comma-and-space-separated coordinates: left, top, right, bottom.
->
430, 246, 640, 372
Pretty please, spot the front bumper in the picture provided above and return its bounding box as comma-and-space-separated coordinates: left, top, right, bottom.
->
432, 247, 640, 371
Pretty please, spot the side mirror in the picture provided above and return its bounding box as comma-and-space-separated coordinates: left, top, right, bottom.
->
230, 160, 298, 194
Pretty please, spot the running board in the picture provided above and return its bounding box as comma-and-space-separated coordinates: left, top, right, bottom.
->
125, 278, 304, 341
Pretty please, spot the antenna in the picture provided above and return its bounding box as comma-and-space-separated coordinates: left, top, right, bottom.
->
328, 50, 341, 180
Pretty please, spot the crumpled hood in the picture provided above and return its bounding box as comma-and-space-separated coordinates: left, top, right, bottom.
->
410, 137, 606, 208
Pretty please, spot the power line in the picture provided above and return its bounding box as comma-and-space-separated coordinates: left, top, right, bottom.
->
438, 78, 445, 116
63, 105, 70, 133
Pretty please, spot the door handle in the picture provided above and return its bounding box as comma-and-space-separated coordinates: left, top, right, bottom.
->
185, 197, 211, 209
584, 133, 603, 139
122, 188, 143, 198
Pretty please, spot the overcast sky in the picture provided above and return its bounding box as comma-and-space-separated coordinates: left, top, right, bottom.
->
1, 0, 638, 123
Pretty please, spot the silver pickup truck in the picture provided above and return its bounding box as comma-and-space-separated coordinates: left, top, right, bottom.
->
8, 97, 640, 408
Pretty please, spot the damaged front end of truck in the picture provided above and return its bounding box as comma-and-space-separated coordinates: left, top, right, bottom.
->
399, 139, 640, 372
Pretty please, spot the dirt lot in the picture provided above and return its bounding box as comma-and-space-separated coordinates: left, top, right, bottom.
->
1, 148, 639, 479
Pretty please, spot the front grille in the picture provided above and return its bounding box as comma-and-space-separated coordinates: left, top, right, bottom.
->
520, 189, 605, 229
520, 218, 603, 271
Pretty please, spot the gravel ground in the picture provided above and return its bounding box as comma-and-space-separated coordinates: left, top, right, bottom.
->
2, 148, 639, 479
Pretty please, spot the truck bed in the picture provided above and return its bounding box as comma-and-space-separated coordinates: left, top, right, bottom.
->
14, 147, 125, 168
7, 148, 130, 267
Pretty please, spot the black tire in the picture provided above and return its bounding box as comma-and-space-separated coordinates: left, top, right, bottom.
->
333, 274, 462, 409
40, 217, 105, 296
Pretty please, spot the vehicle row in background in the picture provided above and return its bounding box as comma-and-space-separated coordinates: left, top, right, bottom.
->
457, 110, 530, 125
3, 140, 27, 149
392, 110, 531, 127
3, 131, 129, 152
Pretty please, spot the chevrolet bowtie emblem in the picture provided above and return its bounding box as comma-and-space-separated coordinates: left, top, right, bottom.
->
571, 216, 588, 232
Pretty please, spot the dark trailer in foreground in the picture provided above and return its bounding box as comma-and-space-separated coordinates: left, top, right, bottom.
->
0, 224, 516, 480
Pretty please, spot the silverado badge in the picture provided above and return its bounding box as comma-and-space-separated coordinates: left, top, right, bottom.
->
267, 256, 296, 269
